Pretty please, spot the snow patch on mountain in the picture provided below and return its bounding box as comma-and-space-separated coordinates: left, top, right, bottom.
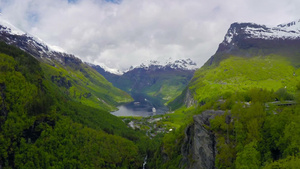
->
88, 62, 124, 75
47, 45, 66, 53
98, 64, 124, 75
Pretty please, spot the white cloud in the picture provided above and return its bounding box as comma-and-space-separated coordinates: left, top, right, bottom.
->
1, 0, 300, 70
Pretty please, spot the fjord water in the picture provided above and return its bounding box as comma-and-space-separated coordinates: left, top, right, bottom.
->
111, 93, 168, 117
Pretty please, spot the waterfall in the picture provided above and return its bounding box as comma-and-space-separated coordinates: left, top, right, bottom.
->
143, 155, 148, 169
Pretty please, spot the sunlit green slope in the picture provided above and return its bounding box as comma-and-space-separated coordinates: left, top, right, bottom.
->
41, 60, 132, 111
189, 55, 300, 103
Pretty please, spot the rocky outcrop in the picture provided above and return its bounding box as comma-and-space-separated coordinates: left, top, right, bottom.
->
181, 110, 226, 169
184, 89, 197, 108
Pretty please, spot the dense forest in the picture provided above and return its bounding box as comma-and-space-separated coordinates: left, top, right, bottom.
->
0, 42, 155, 168
149, 90, 300, 169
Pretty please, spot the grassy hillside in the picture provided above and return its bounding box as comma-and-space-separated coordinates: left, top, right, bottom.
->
190, 55, 299, 103
0, 42, 147, 168
143, 72, 192, 102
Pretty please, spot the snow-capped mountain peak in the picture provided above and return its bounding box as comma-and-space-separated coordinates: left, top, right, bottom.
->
0, 14, 67, 57
206, 19, 300, 67
166, 58, 197, 70
223, 19, 300, 45
134, 58, 198, 71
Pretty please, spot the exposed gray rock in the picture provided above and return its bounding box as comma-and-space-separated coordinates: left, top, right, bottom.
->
184, 89, 197, 108
181, 110, 227, 169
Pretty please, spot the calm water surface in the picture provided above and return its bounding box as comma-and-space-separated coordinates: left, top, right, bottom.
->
111, 96, 168, 117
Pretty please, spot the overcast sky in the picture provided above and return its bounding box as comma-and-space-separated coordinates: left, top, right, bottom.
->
0, 0, 300, 71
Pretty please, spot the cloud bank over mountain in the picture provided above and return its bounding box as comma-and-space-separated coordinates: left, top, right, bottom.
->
1, 0, 300, 70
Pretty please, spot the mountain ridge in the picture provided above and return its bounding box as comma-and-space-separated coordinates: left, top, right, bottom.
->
205, 19, 300, 67
0, 15, 133, 111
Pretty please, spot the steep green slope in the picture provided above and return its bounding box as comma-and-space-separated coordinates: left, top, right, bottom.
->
143, 72, 192, 101
0, 42, 146, 168
42, 62, 132, 111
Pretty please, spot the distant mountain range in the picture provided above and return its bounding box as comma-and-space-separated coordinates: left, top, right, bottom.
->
91, 59, 196, 106
128, 58, 197, 72
93, 58, 197, 75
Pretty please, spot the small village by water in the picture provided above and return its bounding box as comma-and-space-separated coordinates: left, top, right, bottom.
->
111, 98, 174, 138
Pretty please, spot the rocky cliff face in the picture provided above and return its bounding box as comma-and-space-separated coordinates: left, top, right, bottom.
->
181, 110, 226, 169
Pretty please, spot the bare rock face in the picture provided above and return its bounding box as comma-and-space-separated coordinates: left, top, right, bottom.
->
184, 89, 197, 108
181, 110, 226, 169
